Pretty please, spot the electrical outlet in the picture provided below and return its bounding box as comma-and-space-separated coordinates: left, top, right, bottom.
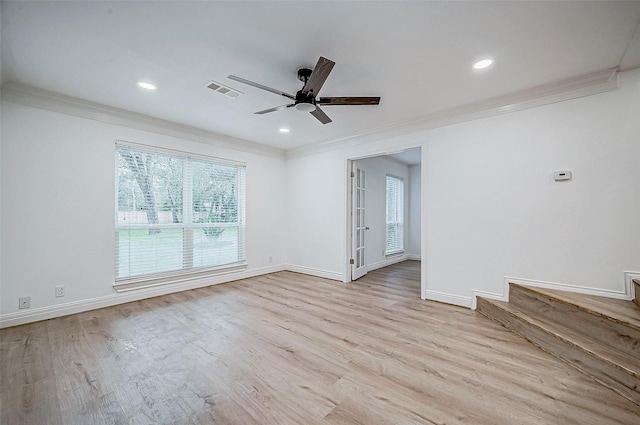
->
19, 297, 31, 309
55, 286, 65, 298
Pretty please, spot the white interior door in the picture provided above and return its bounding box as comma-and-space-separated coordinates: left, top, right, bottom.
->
351, 164, 368, 280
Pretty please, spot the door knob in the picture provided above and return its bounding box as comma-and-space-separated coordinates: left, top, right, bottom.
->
365, 226, 370, 230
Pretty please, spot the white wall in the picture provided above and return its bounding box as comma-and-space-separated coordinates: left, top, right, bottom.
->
0, 102, 287, 319
286, 68, 640, 304
2, 69, 638, 323
284, 153, 346, 280
353, 156, 410, 269
424, 69, 640, 303
408, 164, 421, 258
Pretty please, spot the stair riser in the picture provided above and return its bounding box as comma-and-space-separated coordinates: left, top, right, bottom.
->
634, 280, 640, 309
509, 285, 640, 360
477, 298, 640, 406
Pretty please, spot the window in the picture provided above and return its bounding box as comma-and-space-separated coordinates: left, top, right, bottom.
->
115, 143, 246, 284
386, 175, 404, 255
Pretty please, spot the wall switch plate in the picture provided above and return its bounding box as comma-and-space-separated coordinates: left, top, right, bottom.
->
19, 297, 31, 309
55, 286, 65, 297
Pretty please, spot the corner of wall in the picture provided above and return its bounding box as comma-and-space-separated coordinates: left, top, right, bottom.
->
284, 264, 344, 282
423, 290, 472, 309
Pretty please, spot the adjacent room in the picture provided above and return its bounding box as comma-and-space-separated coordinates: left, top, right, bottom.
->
1, 1, 639, 424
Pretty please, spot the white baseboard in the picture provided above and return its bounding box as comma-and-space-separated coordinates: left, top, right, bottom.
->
7, 264, 633, 328
472, 271, 640, 310
0, 264, 286, 329
470, 289, 508, 310
423, 289, 472, 308
504, 274, 635, 301
624, 271, 640, 300
406, 254, 422, 261
367, 254, 408, 272
284, 264, 344, 281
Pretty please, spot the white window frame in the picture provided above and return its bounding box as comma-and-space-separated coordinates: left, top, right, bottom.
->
114, 141, 246, 291
385, 174, 404, 256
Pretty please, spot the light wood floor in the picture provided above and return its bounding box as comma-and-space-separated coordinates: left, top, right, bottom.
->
2, 261, 639, 424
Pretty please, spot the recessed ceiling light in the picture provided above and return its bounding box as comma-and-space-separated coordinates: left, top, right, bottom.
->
473, 59, 493, 70
279, 128, 290, 133
137, 81, 157, 90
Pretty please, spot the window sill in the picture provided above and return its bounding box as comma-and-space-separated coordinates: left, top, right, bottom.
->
113, 262, 248, 293
385, 250, 404, 258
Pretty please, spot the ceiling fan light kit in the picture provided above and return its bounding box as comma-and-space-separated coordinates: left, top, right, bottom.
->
295, 102, 316, 113
228, 56, 380, 124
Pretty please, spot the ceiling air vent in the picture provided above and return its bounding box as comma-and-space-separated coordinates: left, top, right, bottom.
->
205, 81, 243, 99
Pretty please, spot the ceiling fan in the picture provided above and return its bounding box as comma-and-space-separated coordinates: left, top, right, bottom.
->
228, 57, 380, 124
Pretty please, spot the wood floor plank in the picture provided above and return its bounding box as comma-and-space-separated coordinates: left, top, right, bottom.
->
1, 260, 639, 424
0, 321, 64, 425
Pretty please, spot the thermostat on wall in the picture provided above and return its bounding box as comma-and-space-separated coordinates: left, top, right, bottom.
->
554, 170, 572, 181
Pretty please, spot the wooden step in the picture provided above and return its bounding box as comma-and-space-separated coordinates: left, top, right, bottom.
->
476, 297, 640, 406
634, 279, 640, 309
508, 283, 640, 360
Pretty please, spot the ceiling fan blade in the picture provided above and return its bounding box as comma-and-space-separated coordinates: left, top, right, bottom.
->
255, 104, 295, 115
310, 106, 332, 124
318, 96, 380, 106
301, 57, 335, 96
228, 75, 295, 100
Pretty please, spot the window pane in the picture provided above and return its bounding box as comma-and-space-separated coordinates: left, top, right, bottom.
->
117, 228, 184, 278
192, 160, 238, 225
385, 175, 404, 254
192, 226, 240, 268
117, 148, 183, 226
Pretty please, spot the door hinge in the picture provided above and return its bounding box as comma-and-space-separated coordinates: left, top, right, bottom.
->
349, 258, 355, 265
350, 171, 355, 178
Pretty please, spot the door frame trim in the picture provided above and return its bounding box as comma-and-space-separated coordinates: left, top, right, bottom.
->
344, 147, 426, 300
349, 161, 368, 281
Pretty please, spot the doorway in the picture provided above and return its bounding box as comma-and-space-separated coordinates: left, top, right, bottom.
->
346, 147, 423, 297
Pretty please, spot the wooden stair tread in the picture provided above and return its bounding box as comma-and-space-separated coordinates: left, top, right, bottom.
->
512, 284, 640, 330
484, 299, 639, 377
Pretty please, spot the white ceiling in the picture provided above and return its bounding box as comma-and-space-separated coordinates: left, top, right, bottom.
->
2, 1, 640, 151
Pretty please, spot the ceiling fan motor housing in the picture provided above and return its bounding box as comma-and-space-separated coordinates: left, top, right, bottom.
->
295, 89, 316, 112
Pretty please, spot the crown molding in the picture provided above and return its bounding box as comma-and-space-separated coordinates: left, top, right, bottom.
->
286, 68, 620, 159
0, 82, 286, 159
2, 68, 620, 161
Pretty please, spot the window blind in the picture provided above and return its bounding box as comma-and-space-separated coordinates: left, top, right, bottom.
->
115, 144, 246, 282
385, 175, 404, 254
